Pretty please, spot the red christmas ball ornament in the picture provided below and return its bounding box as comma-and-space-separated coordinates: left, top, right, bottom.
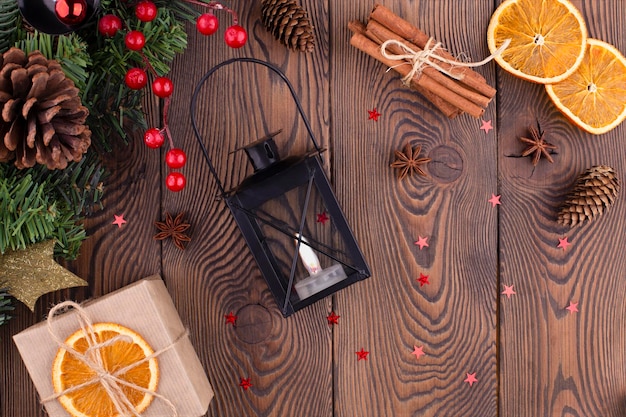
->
98, 14, 123, 37
55, 0, 87, 26
152, 77, 174, 98
224, 25, 248, 48
165, 148, 187, 169
135, 1, 158, 22
166, 172, 186, 192
144, 128, 165, 149
125, 30, 146, 51
197, 13, 219, 36
125, 68, 148, 89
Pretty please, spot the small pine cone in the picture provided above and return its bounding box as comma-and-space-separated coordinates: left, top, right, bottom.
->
260, 0, 315, 52
557, 165, 620, 227
0, 47, 91, 170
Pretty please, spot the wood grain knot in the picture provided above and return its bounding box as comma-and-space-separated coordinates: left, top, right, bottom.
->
234, 304, 273, 344
427, 145, 463, 184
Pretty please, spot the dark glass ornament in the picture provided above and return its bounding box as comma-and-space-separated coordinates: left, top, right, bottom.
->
17, 0, 100, 35
55, 0, 87, 26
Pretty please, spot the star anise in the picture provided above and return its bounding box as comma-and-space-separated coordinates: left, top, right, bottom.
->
154, 212, 191, 250
390, 143, 432, 180
520, 126, 556, 166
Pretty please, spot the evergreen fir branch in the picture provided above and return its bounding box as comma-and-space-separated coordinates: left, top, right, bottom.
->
137, 12, 189, 76
0, 0, 20, 53
0, 288, 14, 327
14, 31, 92, 92
84, 73, 145, 148
155, 0, 205, 22
0, 152, 105, 259
0, 169, 56, 253
54, 34, 92, 91
14, 30, 54, 57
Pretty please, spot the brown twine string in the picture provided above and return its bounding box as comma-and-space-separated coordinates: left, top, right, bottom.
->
380, 37, 511, 85
42, 300, 186, 417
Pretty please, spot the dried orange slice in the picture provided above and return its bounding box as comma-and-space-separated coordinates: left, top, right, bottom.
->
546, 39, 626, 134
487, 0, 588, 83
52, 322, 159, 417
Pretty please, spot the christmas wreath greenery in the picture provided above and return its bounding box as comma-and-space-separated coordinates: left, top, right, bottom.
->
0, 0, 240, 323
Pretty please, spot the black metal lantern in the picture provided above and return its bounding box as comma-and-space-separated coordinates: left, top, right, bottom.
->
191, 58, 370, 317
17, 0, 100, 35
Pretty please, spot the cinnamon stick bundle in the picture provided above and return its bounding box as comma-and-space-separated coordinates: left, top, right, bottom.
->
349, 4, 496, 118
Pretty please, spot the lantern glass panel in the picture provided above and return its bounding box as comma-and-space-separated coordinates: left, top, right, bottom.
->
253, 182, 354, 302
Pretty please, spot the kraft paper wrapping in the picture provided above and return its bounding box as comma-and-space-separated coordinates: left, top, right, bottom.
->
13, 276, 214, 417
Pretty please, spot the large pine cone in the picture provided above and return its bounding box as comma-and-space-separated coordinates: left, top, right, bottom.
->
260, 0, 315, 52
0, 47, 91, 170
557, 165, 620, 228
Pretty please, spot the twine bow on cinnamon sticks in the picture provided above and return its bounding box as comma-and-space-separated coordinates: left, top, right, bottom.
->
42, 301, 184, 417
349, 4, 507, 118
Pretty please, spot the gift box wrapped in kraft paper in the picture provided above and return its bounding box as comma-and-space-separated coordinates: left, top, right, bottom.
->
13, 276, 214, 417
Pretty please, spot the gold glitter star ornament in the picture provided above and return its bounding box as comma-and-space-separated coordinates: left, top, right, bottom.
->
0, 240, 87, 311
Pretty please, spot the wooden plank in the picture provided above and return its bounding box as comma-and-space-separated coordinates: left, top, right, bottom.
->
332, 1, 498, 416
498, 0, 626, 415
165, 1, 332, 416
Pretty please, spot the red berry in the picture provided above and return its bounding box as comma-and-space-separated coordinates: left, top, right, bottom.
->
152, 77, 174, 98
224, 25, 247, 48
197, 13, 219, 36
135, 0, 157, 22
165, 148, 187, 169
125, 30, 146, 51
144, 128, 164, 148
98, 14, 122, 37
125, 68, 148, 89
166, 172, 186, 192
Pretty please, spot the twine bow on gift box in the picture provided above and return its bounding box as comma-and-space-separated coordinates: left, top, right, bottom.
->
42, 301, 187, 417
379, 37, 511, 85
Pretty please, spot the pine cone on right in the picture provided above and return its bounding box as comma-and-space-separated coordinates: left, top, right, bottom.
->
260, 0, 315, 52
557, 165, 620, 228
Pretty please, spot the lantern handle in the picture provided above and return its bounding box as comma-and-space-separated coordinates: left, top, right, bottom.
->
190, 57, 324, 196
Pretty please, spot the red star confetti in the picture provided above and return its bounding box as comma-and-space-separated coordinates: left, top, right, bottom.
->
239, 377, 252, 390
557, 237, 571, 251
356, 348, 369, 361
414, 236, 429, 250
417, 273, 430, 287
464, 372, 478, 387
225, 312, 237, 326
488, 194, 501, 207
327, 311, 340, 325
368, 108, 381, 121
316, 211, 330, 224
112, 214, 127, 228
480, 119, 493, 133
411, 345, 425, 360
502, 285, 516, 299
566, 301, 579, 314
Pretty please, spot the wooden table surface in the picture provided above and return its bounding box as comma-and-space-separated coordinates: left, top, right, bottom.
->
2, 1, 626, 416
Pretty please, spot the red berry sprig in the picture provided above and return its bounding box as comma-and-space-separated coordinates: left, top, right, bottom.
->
125, 68, 148, 89
125, 30, 146, 50
189, 0, 247, 48
98, 1, 247, 192
135, 0, 158, 22
196, 13, 219, 36
224, 25, 248, 49
98, 14, 122, 37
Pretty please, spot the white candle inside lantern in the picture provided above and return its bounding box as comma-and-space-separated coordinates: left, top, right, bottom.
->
294, 233, 348, 299
296, 233, 322, 275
